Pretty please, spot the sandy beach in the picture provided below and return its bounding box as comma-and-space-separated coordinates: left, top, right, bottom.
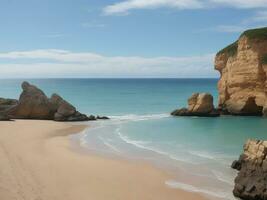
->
0, 120, 207, 200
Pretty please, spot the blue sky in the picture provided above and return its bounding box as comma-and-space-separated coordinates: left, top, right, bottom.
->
0, 0, 267, 78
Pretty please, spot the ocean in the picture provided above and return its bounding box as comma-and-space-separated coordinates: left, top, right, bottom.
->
1, 78, 267, 200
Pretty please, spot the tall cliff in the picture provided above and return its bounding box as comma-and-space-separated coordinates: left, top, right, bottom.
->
215, 27, 267, 115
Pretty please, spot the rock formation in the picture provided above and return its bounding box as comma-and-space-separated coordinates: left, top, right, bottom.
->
232, 139, 267, 200
8, 82, 54, 119
50, 94, 89, 121
0, 98, 18, 121
0, 98, 18, 112
3, 81, 107, 122
171, 93, 220, 117
215, 27, 267, 116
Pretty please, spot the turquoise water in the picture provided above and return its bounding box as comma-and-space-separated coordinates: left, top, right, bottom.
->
1, 79, 267, 200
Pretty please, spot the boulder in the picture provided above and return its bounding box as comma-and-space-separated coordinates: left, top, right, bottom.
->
8, 82, 92, 121
232, 139, 267, 200
8, 81, 54, 119
188, 93, 215, 113
0, 112, 11, 121
50, 94, 89, 122
0, 98, 18, 113
96, 116, 110, 120
171, 93, 220, 117
0, 81, 108, 122
88, 115, 97, 121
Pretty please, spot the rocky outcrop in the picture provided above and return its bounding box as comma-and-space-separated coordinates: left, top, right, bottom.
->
171, 93, 220, 117
0, 112, 11, 121
5, 81, 105, 122
0, 98, 18, 121
215, 27, 267, 116
232, 139, 267, 200
9, 82, 54, 119
0, 98, 18, 112
50, 94, 90, 122
96, 116, 110, 120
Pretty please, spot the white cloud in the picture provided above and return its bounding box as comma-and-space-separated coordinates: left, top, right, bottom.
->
103, 0, 267, 15
41, 34, 67, 38
103, 0, 203, 15
81, 21, 106, 28
0, 49, 217, 78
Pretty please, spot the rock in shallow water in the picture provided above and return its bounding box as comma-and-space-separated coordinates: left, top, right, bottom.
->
96, 116, 110, 120
171, 93, 220, 117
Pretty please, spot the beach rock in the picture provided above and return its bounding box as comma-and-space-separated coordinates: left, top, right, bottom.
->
8, 82, 91, 121
171, 93, 220, 117
171, 108, 190, 116
215, 27, 267, 116
8, 81, 54, 119
0, 98, 18, 112
50, 94, 90, 122
188, 93, 214, 113
232, 139, 267, 200
96, 116, 110, 120
0, 112, 11, 121
88, 115, 97, 121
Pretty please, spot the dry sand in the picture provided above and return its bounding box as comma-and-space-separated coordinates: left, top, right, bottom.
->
0, 120, 207, 200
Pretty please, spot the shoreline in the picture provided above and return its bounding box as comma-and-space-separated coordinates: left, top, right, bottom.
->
0, 120, 207, 200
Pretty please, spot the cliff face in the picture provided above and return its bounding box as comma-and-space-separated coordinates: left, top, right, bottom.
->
232, 139, 267, 200
215, 28, 267, 115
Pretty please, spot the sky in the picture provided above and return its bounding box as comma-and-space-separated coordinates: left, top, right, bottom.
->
0, 0, 267, 78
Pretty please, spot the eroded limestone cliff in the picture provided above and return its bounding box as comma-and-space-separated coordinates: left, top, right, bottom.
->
215, 27, 267, 115
232, 139, 267, 200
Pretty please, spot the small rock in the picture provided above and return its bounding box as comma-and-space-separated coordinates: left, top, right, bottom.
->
171, 93, 220, 117
88, 115, 97, 121
96, 116, 110, 120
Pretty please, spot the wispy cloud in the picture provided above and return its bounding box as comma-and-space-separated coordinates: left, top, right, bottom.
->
41, 34, 67, 38
81, 21, 106, 28
0, 49, 217, 78
103, 0, 203, 15
103, 0, 267, 15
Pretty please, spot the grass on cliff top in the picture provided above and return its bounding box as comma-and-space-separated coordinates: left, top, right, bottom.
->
217, 27, 267, 57
241, 27, 267, 40
262, 54, 267, 65
216, 41, 238, 57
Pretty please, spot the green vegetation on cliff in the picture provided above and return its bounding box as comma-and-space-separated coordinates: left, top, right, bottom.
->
216, 41, 238, 57
217, 27, 267, 57
241, 27, 267, 40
